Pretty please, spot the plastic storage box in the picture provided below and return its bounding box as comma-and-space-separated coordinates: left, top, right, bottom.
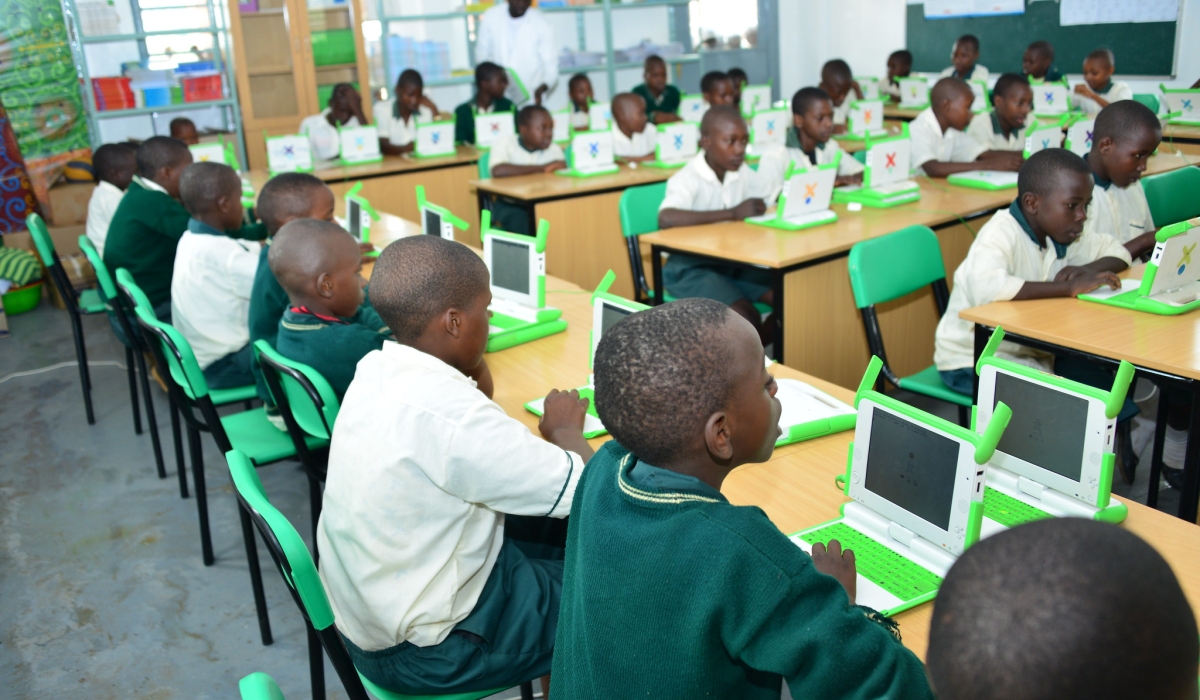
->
311, 29, 356, 66
182, 75, 222, 102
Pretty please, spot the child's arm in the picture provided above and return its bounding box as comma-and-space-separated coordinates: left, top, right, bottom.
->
1073, 83, 1111, 109
976, 150, 1024, 171
652, 111, 682, 124
538, 389, 595, 462
850, 79, 863, 100
1123, 230, 1158, 260
464, 358, 494, 400
379, 138, 414, 156
491, 161, 565, 177
658, 198, 765, 229
919, 158, 997, 178
420, 94, 440, 116
1014, 265, 1123, 300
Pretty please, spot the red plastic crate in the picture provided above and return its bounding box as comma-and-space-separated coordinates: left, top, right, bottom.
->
182, 75, 222, 103
91, 77, 135, 111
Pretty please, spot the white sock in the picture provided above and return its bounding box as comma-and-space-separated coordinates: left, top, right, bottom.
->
1163, 426, 1187, 469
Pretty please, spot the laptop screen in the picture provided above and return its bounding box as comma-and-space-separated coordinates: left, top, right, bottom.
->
347, 199, 362, 241
490, 238, 530, 295
600, 301, 633, 336
864, 407, 959, 531
993, 372, 1088, 481
424, 208, 442, 237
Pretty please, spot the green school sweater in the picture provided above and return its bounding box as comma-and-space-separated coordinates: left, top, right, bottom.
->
551, 442, 935, 700
103, 178, 267, 307
632, 83, 681, 120
274, 306, 390, 399
454, 96, 515, 145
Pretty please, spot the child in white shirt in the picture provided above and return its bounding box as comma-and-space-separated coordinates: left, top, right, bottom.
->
1083, 100, 1162, 259
487, 105, 567, 234
911, 78, 1023, 177
567, 73, 593, 131
300, 83, 366, 161
1073, 49, 1133, 116
965, 73, 1033, 152
883, 50, 913, 100
85, 143, 136, 258
373, 69, 436, 155
819, 59, 862, 133
939, 34, 989, 82
611, 92, 656, 162
757, 87, 864, 204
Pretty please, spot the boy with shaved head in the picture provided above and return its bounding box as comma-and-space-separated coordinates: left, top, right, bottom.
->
1023, 40, 1062, 83
911, 77, 1024, 177
1073, 48, 1133, 116
610, 92, 656, 162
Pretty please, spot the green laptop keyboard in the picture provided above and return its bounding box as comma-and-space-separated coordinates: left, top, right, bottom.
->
799, 522, 942, 601
1102, 289, 1141, 305
983, 487, 1053, 528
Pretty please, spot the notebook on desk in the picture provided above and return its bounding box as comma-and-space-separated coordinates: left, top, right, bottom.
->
747, 156, 839, 231
481, 212, 567, 352
557, 130, 620, 177
946, 170, 1019, 190
973, 328, 1130, 538
1080, 218, 1200, 315
833, 124, 920, 208
790, 356, 1012, 616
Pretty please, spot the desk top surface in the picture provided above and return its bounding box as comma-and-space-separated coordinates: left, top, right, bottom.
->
245, 146, 480, 190
1164, 123, 1200, 141
470, 162, 677, 200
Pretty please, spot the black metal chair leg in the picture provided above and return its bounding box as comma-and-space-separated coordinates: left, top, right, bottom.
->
957, 404, 970, 428
188, 424, 214, 566
520, 681, 534, 700
308, 473, 323, 566
135, 351, 166, 479
1148, 389, 1169, 508
238, 505, 274, 646
307, 623, 325, 700
171, 398, 188, 497
70, 312, 95, 425
125, 346, 142, 434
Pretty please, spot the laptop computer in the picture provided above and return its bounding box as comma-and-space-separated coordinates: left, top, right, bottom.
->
946, 170, 1019, 190
339, 125, 383, 165
414, 120, 456, 158
773, 370, 856, 446
1022, 120, 1065, 158
746, 107, 788, 157
973, 327, 1130, 537
481, 211, 568, 352
588, 101, 612, 131
416, 185, 468, 241
1063, 115, 1095, 158
552, 108, 571, 145
475, 110, 515, 149
524, 270, 648, 437
679, 94, 708, 123
790, 356, 1012, 616
1161, 85, 1200, 125
856, 77, 880, 100
747, 156, 839, 231
839, 99, 889, 140
557, 130, 620, 177
344, 181, 379, 256
1032, 81, 1071, 117
741, 83, 773, 117
833, 125, 920, 208
645, 122, 699, 169
968, 79, 989, 113
898, 77, 929, 110
1080, 218, 1200, 315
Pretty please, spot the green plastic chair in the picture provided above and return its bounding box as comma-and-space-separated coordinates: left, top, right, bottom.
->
240, 672, 287, 700
227, 449, 522, 700
26, 213, 105, 423
853, 150, 867, 165
847, 225, 971, 425
1142, 166, 1200, 229
1132, 93, 1160, 113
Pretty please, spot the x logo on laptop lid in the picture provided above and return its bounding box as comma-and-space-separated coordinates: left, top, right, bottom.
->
803, 182, 818, 203
885, 152, 897, 169
588, 141, 600, 157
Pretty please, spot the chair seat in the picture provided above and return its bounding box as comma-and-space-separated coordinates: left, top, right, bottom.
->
897, 365, 972, 406
221, 407, 328, 464
79, 288, 106, 314
211, 384, 259, 406
359, 673, 506, 700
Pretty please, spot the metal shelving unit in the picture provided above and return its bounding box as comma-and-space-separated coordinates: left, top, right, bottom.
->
60, 0, 246, 167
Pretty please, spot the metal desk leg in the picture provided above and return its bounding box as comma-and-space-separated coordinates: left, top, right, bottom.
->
1180, 381, 1200, 521
771, 268, 784, 363
651, 244, 665, 306
1148, 388, 1169, 509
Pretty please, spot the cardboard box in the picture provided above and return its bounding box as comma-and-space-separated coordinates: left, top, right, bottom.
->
2, 222, 85, 257
44, 182, 96, 227
45, 251, 97, 310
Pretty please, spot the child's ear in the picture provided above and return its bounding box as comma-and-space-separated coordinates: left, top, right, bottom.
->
1096, 135, 1115, 155
792, 113, 804, 129
316, 272, 335, 299
703, 411, 734, 462
1021, 191, 1039, 216
443, 308, 462, 339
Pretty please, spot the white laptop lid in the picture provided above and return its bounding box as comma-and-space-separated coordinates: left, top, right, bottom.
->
1162, 91, 1200, 120
588, 102, 612, 131
552, 109, 570, 143
657, 122, 699, 162
416, 121, 455, 157
750, 108, 788, 147
421, 206, 456, 240
679, 95, 708, 122
779, 165, 837, 219
848, 100, 885, 135
1065, 118, 1095, 157
590, 295, 642, 369
1148, 225, 1200, 296
858, 78, 880, 100
189, 142, 227, 166
485, 234, 542, 308
340, 125, 382, 162
266, 134, 313, 173
570, 130, 615, 170
899, 79, 929, 108
1024, 124, 1064, 156
475, 112, 515, 148
969, 81, 988, 113
1033, 83, 1069, 114
741, 84, 773, 116
866, 138, 912, 188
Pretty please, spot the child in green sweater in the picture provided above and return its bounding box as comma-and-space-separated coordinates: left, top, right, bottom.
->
269, 218, 390, 399
552, 298, 934, 700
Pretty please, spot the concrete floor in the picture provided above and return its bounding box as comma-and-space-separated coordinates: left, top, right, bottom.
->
0, 302, 1181, 699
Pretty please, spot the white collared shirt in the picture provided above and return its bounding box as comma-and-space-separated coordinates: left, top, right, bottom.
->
881, 79, 902, 99
756, 137, 865, 205
170, 227, 260, 369
372, 102, 433, 147
909, 107, 987, 176
939, 64, 990, 82
317, 343, 583, 651
300, 108, 362, 161
1072, 81, 1133, 116
474, 4, 558, 104
832, 98, 851, 126
934, 207, 1131, 371
86, 180, 124, 258
1085, 178, 1154, 245
659, 151, 771, 213
965, 111, 1025, 152
611, 124, 656, 158
487, 132, 564, 175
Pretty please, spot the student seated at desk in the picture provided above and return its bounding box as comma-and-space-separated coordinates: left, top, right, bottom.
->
911, 78, 1023, 177
374, 69, 437, 156
658, 106, 773, 344
171, 162, 261, 389
727, 66, 748, 110
633, 55, 682, 125
611, 93, 656, 162
85, 142, 137, 258
317, 234, 593, 697
1084, 100, 1162, 259
757, 87, 864, 199
454, 61, 514, 146
701, 70, 736, 109
818, 59, 862, 134
170, 117, 199, 145
966, 73, 1033, 152
270, 219, 390, 399
300, 82, 367, 162
934, 148, 1131, 395
927, 519, 1199, 700
487, 104, 566, 234
1073, 49, 1133, 117
940, 34, 989, 82
1023, 40, 1063, 83
567, 72, 593, 130
882, 49, 912, 101
550, 298, 935, 700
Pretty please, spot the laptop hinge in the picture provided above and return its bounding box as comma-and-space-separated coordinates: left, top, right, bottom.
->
1018, 476, 1046, 500
887, 521, 915, 548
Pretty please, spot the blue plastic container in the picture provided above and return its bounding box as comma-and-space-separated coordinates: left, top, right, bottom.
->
142, 87, 171, 106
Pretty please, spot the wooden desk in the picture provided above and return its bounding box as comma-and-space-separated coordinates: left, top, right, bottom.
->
960, 297, 1200, 522
1164, 123, 1200, 156
883, 104, 922, 121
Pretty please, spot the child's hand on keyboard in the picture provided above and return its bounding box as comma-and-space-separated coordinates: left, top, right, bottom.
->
811, 539, 858, 605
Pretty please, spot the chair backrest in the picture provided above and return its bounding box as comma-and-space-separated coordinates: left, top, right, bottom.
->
117, 268, 211, 401
848, 225, 946, 309
1142, 166, 1200, 229
253, 340, 340, 439
78, 236, 118, 301
1132, 93, 1160, 113
853, 150, 867, 165
478, 150, 490, 179
618, 182, 667, 239
239, 672, 287, 700
24, 213, 57, 268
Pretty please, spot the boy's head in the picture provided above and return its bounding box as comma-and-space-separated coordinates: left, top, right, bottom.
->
951, 34, 980, 76
475, 61, 508, 99
169, 117, 199, 145
643, 55, 667, 95
1092, 100, 1162, 187
819, 59, 853, 106
257, 172, 336, 236
931, 77, 975, 131
136, 135, 193, 198
1083, 48, 1116, 91
517, 104, 554, 151
568, 73, 593, 109
699, 106, 749, 173
1022, 40, 1055, 79
928, 519, 1199, 700
93, 142, 137, 190
612, 93, 648, 138
179, 161, 244, 231
369, 235, 490, 372
727, 67, 748, 104
269, 218, 365, 317
790, 87, 834, 144
329, 83, 360, 113
1017, 148, 1094, 246
593, 298, 781, 473
700, 71, 735, 107
395, 69, 424, 116
887, 50, 912, 82
990, 73, 1034, 129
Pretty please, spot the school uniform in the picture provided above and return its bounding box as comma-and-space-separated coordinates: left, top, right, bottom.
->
965, 111, 1025, 151
569, 106, 590, 131
756, 127, 864, 204
909, 107, 986, 176
551, 441, 935, 700
1085, 167, 1155, 247
171, 218, 261, 388
85, 180, 124, 258
935, 201, 1131, 384
274, 305, 390, 399
299, 109, 361, 162
611, 123, 656, 158
1027, 67, 1064, 84
831, 97, 851, 127
1072, 80, 1133, 116
659, 152, 773, 305
486, 133, 565, 233
453, 96, 515, 145
317, 342, 582, 693
939, 64, 990, 82
882, 78, 904, 100
632, 83, 682, 122
371, 102, 434, 147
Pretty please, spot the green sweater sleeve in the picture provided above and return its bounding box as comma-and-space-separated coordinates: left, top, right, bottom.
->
455, 102, 475, 145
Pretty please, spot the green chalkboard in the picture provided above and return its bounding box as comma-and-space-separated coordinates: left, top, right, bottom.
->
906, 3, 1177, 78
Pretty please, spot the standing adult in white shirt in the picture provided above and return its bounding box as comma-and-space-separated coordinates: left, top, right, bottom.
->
299, 83, 368, 162
86, 143, 137, 258
474, 0, 558, 106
